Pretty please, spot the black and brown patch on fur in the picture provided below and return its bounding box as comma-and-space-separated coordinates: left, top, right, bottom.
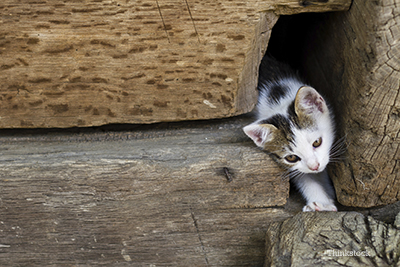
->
259, 115, 293, 159
259, 100, 317, 161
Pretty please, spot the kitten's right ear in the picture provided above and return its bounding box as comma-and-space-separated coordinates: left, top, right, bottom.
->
295, 86, 328, 116
243, 123, 277, 148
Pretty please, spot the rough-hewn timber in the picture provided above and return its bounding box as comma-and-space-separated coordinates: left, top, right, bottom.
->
265, 211, 400, 267
0, 116, 292, 266
300, 0, 400, 207
0, 0, 351, 128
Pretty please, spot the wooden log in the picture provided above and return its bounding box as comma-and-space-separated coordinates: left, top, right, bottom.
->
297, 0, 400, 207
0, 0, 351, 128
265, 211, 400, 267
0, 117, 292, 266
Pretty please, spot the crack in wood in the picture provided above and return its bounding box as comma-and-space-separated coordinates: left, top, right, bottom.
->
155, 0, 170, 43
190, 209, 209, 266
184, 0, 201, 44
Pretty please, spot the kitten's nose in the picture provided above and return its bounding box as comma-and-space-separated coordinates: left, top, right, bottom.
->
308, 162, 320, 171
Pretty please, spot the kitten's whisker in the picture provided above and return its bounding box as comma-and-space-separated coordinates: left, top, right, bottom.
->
330, 141, 347, 154
331, 134, 348, 147
329, 134, 349, 161
330, 156, 347, 160
330, 144, 347, 154
289, 169, 304, 180
329, 159, 346, 163
278, 169, 292, 181
330, 152, 347, 160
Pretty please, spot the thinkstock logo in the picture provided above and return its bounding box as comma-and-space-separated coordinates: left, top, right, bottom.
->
324, 249, 370, 257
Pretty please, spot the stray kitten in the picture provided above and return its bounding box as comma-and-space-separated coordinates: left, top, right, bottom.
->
243, 56, 337, 212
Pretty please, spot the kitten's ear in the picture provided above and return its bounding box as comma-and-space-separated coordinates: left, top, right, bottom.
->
295, 86, 328, 116
243, 123, 277, 148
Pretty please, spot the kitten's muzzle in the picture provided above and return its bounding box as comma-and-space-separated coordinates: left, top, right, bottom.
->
307, 162, 320, 172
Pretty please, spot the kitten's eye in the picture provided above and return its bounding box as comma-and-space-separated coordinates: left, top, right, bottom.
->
312, 137, 322, 148
284, 155, 300, 163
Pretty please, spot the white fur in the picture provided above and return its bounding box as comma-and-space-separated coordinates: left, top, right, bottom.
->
292, 170, 337, 212
282, 117, 337, 211
286, 115, 334, 174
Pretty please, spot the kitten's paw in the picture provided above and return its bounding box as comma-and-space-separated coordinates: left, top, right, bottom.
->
303, 202, 337, 212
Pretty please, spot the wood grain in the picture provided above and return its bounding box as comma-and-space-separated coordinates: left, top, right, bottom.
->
0, 117, 291, 266
300, 0, 400, 207
265, 211, 400, 266
0, 0, 351, 128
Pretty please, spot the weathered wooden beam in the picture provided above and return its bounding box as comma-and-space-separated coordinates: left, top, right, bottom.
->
266, 0, 353, 15
300, 0, 400, 207
265, 211, 400, 266
0, 117, 291, 265
0, 0, 351, 128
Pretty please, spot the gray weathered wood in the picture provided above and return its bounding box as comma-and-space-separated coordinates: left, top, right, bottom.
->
265, 211, 400, 267
0, 0, 351, 128
0, 117, 291, 266
300, 0, 400, 207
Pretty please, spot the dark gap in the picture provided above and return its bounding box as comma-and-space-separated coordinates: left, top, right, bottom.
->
0, 114, 252, 139
265, 13, 328, 82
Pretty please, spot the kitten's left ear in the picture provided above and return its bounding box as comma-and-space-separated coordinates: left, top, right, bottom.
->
243, 123, 277, 148
295, 86, 328, 116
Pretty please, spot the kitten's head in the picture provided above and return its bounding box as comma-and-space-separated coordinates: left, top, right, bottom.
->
243, 86, 334, 174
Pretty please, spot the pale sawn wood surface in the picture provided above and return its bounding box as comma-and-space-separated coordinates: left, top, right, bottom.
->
0, 0, 350, 128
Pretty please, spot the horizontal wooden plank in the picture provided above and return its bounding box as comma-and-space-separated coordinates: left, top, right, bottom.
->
0, 117, 292, 265
0, 0, 351, 128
